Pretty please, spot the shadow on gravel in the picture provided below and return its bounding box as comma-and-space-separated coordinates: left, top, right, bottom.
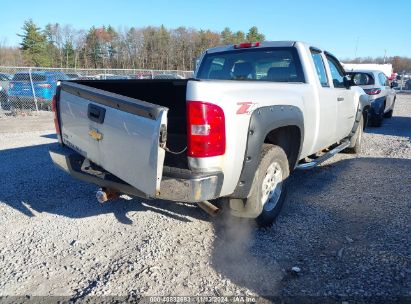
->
365, 116, 411, 139
210, 157, 411, 297
41, 133, 57, 139
0, 143, 207, 224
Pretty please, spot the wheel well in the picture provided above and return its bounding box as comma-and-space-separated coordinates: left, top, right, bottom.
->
264, 126, 301, 171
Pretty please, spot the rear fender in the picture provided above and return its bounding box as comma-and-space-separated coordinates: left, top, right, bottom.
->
229, 105, 304, 198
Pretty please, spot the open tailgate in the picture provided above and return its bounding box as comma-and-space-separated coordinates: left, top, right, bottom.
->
58, 82, 168, 197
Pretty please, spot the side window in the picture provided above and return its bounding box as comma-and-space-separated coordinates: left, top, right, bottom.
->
311, 51, 329, 87
378, 73, 387, 86
326, 56, 345, 88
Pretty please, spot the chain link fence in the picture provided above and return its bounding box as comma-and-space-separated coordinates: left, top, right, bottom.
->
0, 67, 194, 116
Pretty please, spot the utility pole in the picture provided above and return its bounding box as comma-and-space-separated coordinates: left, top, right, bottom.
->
354, 37, 359, 58
383, 49, 387, 64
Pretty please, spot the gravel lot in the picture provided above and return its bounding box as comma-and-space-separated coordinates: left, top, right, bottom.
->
0, 95, 410, 302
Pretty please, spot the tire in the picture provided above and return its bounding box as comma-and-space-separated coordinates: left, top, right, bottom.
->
384, 100, 394, 118
345, 115, 363, 154
384, 109, 393, 118
246, 144, 289, 228
372, 100, 386, 127
372, 112, 383, 127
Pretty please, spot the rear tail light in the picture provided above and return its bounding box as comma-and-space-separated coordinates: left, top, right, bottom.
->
36, 83, 52, 88
365, 88, 381, 95
52, 95, 62, 143
234, 42, 260, 49
187, 101, 225, 157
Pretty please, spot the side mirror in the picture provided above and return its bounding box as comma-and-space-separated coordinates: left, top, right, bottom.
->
343, 75, 353, 89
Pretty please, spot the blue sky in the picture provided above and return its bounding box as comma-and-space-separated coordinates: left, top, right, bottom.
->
1, 0, 410, 59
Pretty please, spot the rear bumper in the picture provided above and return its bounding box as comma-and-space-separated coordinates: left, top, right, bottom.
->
49, 145, 223, 203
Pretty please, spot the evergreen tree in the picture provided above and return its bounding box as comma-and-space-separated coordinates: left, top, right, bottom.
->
18, 19, 51, 66
221, 27, 234, 44
246, 26, 265, 43
234, 31, 245, 43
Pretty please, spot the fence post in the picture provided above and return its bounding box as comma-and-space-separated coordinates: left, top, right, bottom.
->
28, 68, 39, 112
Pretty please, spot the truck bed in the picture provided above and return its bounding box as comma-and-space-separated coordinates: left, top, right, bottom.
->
68, 79, 189, 169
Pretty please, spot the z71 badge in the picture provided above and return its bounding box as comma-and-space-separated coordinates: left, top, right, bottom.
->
236, 102, 257, 115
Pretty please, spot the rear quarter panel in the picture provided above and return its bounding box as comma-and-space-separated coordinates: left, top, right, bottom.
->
186, 80, 315, 196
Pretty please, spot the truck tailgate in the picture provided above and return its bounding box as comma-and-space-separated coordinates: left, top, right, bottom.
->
58, 82, 168, 197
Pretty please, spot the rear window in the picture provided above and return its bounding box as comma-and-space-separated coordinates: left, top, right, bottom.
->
348, 72, 375, 86
197, 47, 305, 83
12, 73, 46, 82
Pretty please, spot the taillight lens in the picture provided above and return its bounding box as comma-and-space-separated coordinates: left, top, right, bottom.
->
52, 95, 62, 143
187, 101, 225, 157
365, 88, 381, 95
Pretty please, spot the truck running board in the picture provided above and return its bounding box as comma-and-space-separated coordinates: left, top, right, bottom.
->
296, 140, 350, 170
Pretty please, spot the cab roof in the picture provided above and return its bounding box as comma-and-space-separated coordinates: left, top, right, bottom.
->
205, 41, 298, 54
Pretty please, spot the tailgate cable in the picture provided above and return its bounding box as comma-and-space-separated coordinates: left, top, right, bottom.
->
163, 146, 187, 155
159, 124, 187, 154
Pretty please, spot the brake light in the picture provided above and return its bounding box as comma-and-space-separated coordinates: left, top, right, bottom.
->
187, 101, 225, 157
234, 42, 260, 49
52, 95, 62, 143
365, 88, 381, 95
36, 83, 52, 88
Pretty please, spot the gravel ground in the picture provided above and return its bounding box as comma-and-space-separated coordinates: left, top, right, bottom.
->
0, 95, 410, 302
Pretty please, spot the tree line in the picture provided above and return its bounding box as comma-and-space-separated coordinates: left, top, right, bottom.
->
343, 56, 411, 74
0, 20, 264, 71
0, 19, 410, 73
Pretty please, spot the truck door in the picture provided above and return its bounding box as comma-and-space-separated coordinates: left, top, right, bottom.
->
325, 54, 357, 140
310, 49, 339, 151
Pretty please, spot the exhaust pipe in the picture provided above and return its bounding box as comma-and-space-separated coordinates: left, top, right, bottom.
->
197, 200, 220, 217
96, 187, 119, 204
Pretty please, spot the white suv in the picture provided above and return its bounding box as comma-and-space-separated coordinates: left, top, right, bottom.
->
348, 70, 396, 127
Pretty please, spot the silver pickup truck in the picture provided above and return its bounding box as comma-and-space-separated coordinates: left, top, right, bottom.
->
50, 41, 370, 227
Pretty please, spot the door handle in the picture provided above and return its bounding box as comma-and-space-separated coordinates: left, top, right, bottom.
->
337, 96, 344, 102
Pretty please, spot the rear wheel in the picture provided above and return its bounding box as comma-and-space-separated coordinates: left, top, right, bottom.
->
384, 100, 394, 118
384, 109, 393, 118
246, 144, 289, 228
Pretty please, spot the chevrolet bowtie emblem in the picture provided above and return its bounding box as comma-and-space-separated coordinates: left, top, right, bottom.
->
88, 129, 103, 141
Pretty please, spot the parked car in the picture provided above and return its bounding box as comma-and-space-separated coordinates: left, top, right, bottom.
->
405, 79, 411, 90
390, 80, 398, 88
0, 73, 12, 109
66, 73, 82, 80
8, 71, 69, 111
93, 74, 130, 80
347, 70, 396, 126
50, 41, 369, 227
153, 74, 184, 79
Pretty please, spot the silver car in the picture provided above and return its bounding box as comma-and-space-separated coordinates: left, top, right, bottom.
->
348, 70, 396, 127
